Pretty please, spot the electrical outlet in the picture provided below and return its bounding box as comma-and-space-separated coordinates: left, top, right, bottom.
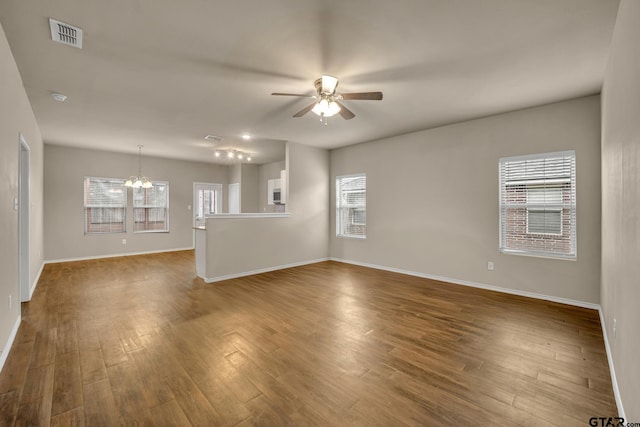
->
487, 261, 494, 271
122, 238, 127, 245
613, 318, 617, 338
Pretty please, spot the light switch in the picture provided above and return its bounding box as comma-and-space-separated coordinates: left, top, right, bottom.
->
13, 197, 18, 210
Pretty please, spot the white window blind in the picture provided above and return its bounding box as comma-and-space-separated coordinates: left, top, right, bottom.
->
499, 151, 576, 259
336, 174, 366, 238
84, 177, 126, 234
133, 181, 169, 232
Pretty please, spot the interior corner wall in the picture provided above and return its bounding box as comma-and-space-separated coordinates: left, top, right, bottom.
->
0, 22, 44, 363
44, 145, 229, 261
600, 0, 640, 419
330, 95, 602, 305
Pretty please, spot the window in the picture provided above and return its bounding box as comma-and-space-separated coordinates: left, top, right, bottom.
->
336, 174, 366, 238
133, 181, 169, 232
499, 151, 576, 259
84, 177, 126, 234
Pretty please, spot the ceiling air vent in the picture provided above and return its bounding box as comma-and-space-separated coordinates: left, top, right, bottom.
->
49, 18, 83, 49
205, 135, 223, 142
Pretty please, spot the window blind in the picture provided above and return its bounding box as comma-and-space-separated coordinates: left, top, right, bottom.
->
336, 174, 366, 238
133, 181, 169, 232
84, 177, 126, 234
499, 151, 576, 259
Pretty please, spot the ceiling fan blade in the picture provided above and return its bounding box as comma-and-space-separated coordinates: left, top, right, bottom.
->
272, 92, 315, 97
340, 92, 383, 101
293, 103, 316, 117
321, 75, 339, 94
335, 101, 355, 120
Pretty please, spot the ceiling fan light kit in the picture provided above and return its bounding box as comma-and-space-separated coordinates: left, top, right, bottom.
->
272, 74, 383, 124
312, 98, 341, 118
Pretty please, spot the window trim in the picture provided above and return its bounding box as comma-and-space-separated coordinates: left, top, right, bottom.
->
336, 173, 367, 239
133, 180, 170, 233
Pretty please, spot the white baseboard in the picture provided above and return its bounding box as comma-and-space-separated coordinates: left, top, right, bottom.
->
204, 258, 330, 283
330, 257, 600, 310
0, 315, 21, 373
598, 308, 625, 419
29, 261, 45, 300
44, 247, 194, 264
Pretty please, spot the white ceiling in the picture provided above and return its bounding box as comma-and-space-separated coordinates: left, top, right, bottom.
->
0, 0, 620, 164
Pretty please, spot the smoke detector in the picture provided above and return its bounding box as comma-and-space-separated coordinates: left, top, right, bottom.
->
49, 18, 83, 49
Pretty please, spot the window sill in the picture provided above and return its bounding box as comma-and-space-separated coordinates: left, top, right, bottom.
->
500, 249, 576, 261
337, 234, 366, 240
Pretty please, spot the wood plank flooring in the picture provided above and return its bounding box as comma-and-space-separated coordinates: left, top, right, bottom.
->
0, 251, 617, 426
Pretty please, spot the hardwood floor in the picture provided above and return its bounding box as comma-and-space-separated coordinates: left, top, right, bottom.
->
0, 251, 617, 426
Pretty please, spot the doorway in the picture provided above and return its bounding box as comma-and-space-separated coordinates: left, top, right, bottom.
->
193, 183, 223, 227
19, 134, 30, 302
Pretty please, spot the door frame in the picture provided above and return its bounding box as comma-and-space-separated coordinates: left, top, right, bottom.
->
19, 134, 30, 302
192, 182, 223, 246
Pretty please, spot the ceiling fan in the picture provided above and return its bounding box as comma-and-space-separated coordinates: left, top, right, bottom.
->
272, 75, 383, 123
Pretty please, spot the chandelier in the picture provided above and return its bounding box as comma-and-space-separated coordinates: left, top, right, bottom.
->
125, 145, 153, 188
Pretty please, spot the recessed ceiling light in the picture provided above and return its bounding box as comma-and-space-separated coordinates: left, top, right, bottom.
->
241, 133, 251, 140
214, 151, 221, 157
51, 93, 67, 102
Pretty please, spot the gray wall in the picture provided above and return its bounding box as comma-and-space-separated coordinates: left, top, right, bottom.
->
330, 96, 602, 304
0, 23, 44, 360
240, 163, 259, 213
205, 143, 329, 278
601, 0, 639, 419
44, 145, 228, 261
